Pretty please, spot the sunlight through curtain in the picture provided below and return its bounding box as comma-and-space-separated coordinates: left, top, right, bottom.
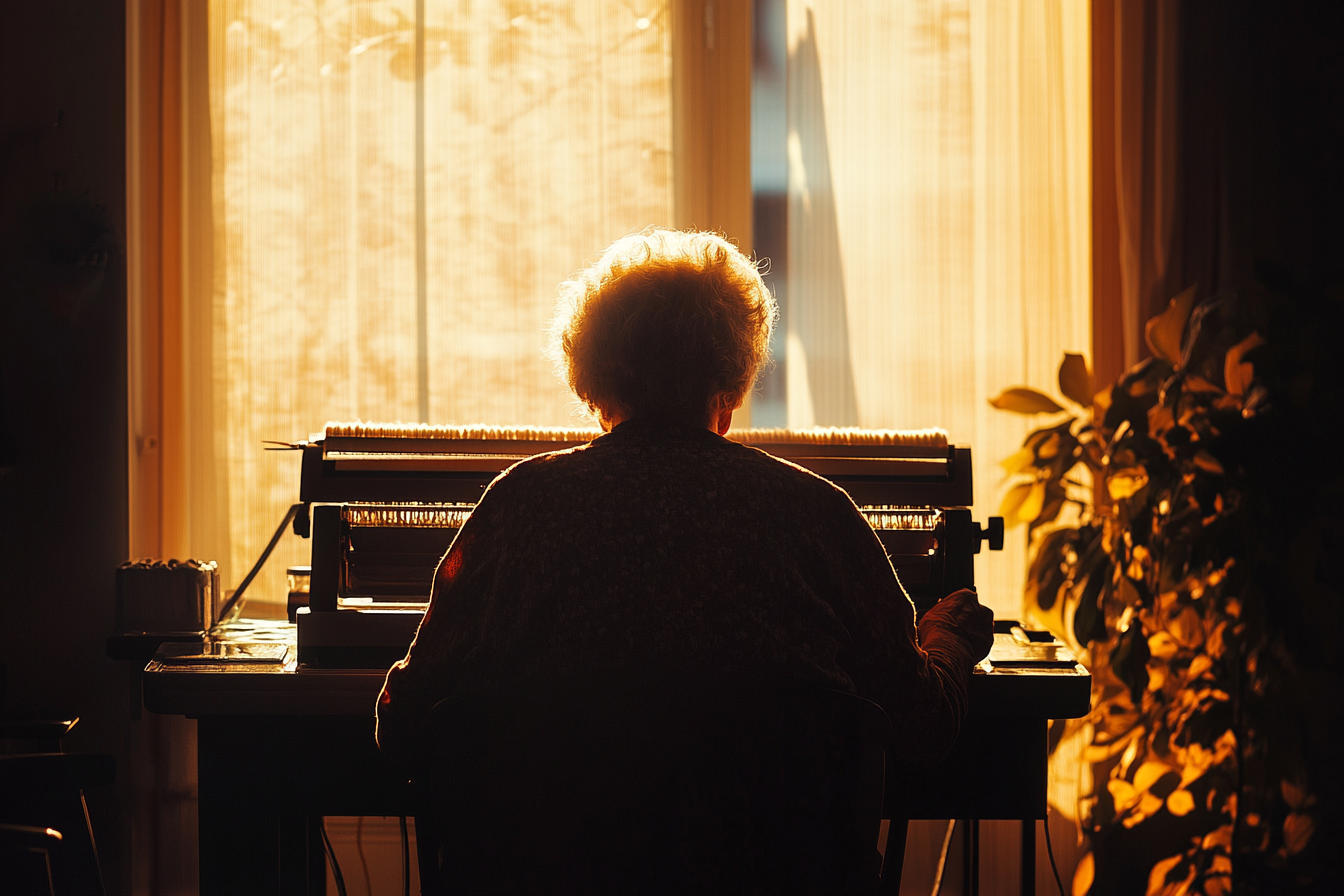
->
784, 0, 1091, 618
206, 0, 673, 605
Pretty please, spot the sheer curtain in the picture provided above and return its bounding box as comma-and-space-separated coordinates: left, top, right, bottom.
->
200, 0, 1087, 613
783, 0, 1091, 617
205, 0, 673, 606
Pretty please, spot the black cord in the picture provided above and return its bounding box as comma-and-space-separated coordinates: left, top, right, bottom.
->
1043, 810, 1065, 896
319, 818, 349, 896
216, 502, 304, 621
400, 816, 411, 896
931, 818, 956, 896
356, 816, 373, 896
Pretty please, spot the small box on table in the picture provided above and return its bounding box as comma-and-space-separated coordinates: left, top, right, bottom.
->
116, 559, 221, 634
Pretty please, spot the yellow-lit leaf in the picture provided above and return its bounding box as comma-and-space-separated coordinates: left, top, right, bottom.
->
1207, 856, 1233, 896
1018, 480, 1047, 525
1059, 352, 1094, 406
1283, 812, 1314, 855
999, 445, 1036, 475
1281, 780, 1307, 810
1145, 284, 1199, 365
999, 482, 1033, 521
1073, 851, 1095, 896
1224, 331, 1265, 397
989, 387, 1066, 415
1192, 451, 1224, 475
1148, 631, 1179, 660
1169, 607, 1205, 648
1146, 854, 1186, 896
1202, 824, 1234, 851
1120, 735, 1142, 777
1183, 375, 1222, 393
1187, 655, 1212, 679
999, 480, 1046, 527
1093, 384, 1113, 420
1167, 789, 1195, 816
1206, 621, 1227, 659
1180, 757, 1210, 790
1037, 432, 1062, 460
1129, 792, 1164, 826
1134, 761, 1172, 793
1108, 777, 1139, 810
1108, 467, 1149, 500
1148, 403, 1175, 436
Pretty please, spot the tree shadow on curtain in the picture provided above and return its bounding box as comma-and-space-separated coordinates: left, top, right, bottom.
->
787, 8, 858, 427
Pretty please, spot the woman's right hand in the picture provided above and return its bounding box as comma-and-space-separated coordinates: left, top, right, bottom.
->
924, 588, 995, 662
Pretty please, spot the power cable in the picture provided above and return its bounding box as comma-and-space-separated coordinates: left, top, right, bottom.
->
931, 818, 957, 896
1043, 810, 1066, 896
319, 817, 348, 896
355, 816, 373, 896
400, 816, 411, 896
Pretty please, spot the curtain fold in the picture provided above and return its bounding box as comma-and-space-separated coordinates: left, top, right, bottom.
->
1092, 0, 1224, 381
1112, 0, 1179, 370
784, 0, 1092, 619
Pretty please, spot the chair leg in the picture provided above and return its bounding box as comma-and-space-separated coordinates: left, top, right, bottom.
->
1021, 819, 1035, 896
963, 818, 979, 896
309, 816, 328, 896
879, 817, 908, 895
79, 790, 108, 896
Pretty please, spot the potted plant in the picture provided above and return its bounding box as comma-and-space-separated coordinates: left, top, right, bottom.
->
992, 275, 1342, 895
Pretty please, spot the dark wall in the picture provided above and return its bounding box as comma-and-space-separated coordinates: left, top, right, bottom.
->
1203, 0, 1344, 293
0, 0, 132, 892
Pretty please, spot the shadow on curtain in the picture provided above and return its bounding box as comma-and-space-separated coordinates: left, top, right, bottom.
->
785, 8, 858, 428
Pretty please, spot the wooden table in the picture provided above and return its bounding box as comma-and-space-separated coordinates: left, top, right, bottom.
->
141, 619, 1089, 896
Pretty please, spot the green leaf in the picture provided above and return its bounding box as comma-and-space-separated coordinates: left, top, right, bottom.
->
1144, 285, 1198, 365
1058, 353, 1094, 406
988, 387, 1065, 415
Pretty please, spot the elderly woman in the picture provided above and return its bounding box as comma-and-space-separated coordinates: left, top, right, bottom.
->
376, 230, 992, 770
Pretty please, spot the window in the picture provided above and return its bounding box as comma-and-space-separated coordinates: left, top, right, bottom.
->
131, 0, 1089, 618
206, 1, 682, 604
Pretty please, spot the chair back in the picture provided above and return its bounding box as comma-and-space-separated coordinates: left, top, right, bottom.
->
416, 674, 893, 895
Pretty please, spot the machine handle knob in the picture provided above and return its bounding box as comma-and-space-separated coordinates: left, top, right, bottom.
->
292, 502, 312, 538
972, 517, 1005, 553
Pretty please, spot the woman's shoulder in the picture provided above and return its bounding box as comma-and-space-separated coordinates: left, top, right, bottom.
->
724, 440, 864, 512
473, 443, 588, 503
491, 427, 857, 515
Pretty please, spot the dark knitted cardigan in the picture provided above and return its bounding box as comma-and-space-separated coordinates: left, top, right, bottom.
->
376, 418, 982, 769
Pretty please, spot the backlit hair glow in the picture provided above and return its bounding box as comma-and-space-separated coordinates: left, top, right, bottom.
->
550, 230, 777, 424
